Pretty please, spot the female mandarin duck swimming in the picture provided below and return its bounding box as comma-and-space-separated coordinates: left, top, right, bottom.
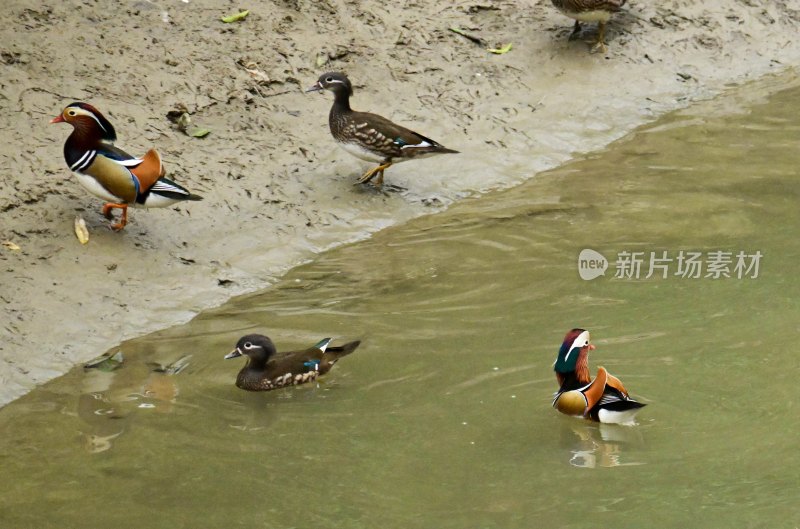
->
224, 334, 361, 391
552, 328, 645, 425
550, 0, 627, 53
51, 102, 202, 230
307, 72, 458, 188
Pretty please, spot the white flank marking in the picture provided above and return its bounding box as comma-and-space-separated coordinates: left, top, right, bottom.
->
339, 142, 384, 163
72, 171, 122, 203
115, 158, 144, 167
597, 408, 640, 426
141, 193, 184, 208
401, 140, 432, 149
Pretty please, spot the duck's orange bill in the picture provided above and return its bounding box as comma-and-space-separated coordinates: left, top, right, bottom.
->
50, 115, 65, 124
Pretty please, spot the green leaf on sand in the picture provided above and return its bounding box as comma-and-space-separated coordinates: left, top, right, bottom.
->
221, 10, 249, 23
189, 127, 211, 138
488, 43, 513, 55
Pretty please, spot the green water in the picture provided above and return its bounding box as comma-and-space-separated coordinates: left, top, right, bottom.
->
2, 76, 800, 528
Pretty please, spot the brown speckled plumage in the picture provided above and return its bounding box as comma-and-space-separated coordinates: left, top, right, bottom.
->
550, 0, 627, 53
551, 0, 626, 14
308, 72, 458, 186
225, 334, 360, 392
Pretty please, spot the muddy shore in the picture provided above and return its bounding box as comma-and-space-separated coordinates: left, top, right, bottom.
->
1, 0, 799, 406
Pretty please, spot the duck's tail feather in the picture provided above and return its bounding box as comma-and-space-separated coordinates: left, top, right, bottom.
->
324, 340, 361, 359
312, 338, 333, 352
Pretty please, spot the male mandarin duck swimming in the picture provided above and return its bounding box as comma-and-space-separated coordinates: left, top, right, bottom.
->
51, 102, 202, 230
224, 334, 361, 391
306, 72, 458, 188
552, 328, 645, 425
550, 0, 627, 53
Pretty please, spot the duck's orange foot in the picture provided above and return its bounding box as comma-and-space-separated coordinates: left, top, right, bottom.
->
355, 162, 393, 185
101, 203, 129, 231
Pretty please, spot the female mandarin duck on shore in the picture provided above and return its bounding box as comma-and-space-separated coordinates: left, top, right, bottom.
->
306, 72, 458, 188
550, 0, 627, 53
224, 334, 361, 391
51, 102, 202, 230
552, 328, 645, 425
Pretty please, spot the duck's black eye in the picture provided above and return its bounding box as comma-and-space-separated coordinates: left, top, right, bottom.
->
325, 77, 333, 83
585, 341, 589, 346
67, 110, 76, 116
244, 342, 253, 349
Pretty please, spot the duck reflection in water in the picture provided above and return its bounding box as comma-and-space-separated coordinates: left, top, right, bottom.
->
77, 351, 188, 453
560, 419, 646, 468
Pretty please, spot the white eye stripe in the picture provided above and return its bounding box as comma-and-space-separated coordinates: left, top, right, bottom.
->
565, 331, 591, 361
71, 108, 110, 135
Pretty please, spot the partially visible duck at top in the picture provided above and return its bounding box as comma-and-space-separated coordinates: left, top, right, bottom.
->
51, 102, 202, 231
552, 328, 646, 425
224, 334, 361, 392
307, 72, 458, 188
550, 0, 627, 54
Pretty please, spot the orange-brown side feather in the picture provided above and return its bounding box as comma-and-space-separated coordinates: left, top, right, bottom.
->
129, 149, 165, 193
581, 366, 608, 411
605, 372, 630, 397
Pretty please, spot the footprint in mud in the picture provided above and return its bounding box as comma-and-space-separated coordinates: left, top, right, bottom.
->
353, 182, 408, 195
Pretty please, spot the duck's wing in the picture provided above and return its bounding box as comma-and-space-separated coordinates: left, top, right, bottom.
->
593, 385, 646, 425
93, 144, 166, 198
264, 347, 325, 379
95, 143, 140, 165
73, 143, 141, 203
588, 367, 646, 423
350, 111, 457, 158
579, 366, 609, 411
605, 371, 630, 398
585, 0, 626, 10
129, 148, 166, 191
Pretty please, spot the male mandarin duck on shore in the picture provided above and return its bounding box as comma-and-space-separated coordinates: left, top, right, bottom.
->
552, 328, 645, 425
306, 72, 458, 188
550, 0, 627, 53
224, 334, 361, 391
51, 102, 202, 230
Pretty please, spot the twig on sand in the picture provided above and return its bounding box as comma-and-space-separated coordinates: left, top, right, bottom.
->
449, 27, 485, 46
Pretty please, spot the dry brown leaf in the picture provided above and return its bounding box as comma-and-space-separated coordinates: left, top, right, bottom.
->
74, 216, 89, 245
2, 240, 21, 251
